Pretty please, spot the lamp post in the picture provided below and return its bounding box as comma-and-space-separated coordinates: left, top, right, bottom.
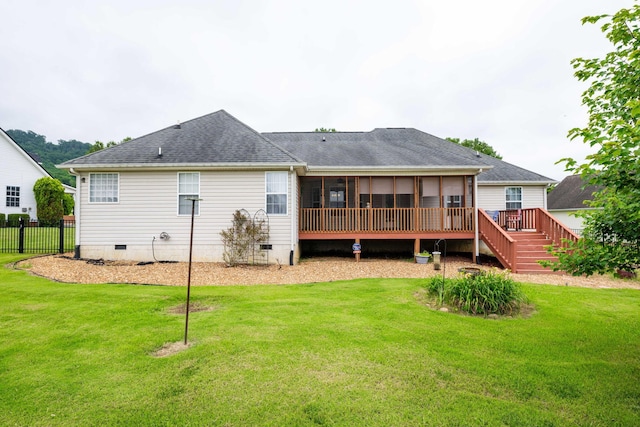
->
184, 197, 201, 345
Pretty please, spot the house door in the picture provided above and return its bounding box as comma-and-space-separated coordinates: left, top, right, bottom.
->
329, 188, 345, 208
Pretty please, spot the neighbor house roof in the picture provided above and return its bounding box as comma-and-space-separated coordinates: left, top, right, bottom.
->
58, 110, 304, 169
265, 129, 554, 183
547, 175, 602, 210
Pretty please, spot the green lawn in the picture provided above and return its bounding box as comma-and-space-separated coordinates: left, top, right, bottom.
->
1, 253, 639, 426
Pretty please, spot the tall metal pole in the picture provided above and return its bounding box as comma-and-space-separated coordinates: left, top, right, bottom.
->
184, 197, 200, 345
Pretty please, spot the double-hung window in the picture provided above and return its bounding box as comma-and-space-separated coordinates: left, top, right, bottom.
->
505, 187, 522, 210
6, 186, 20, 207
89, 173, 119, 203
266, 172, 287, 215
178, 172, 200, 215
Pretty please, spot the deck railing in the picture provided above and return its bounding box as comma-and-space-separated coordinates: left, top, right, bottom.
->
299, 207, 474, 234
479, 208, 579, 272
478, 209, 516, 271
535, 208, 580, 247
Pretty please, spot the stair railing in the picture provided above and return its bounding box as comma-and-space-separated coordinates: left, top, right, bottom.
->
535, 208, 580, 248
478, 209, 517, 271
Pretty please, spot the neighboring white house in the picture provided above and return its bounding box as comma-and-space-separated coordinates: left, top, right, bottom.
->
0, 127, 75, 222
58, 110, 557, 264
547, 175, 601, 235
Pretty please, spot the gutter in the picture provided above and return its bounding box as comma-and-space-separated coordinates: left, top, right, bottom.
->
290, 166, 296, 265
68, 168, 81, 258
305, 165, 494, 176
56, 162, 307, 171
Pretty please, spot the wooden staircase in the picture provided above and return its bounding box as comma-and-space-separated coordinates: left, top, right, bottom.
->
508, 231, 557, 274
478, 208, 579, 274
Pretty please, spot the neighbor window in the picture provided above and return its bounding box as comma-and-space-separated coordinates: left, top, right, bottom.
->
266, 172, 287, 215
505, 187, 522, 210
6, 186, 20, 207
178, 172, 200, 215
89, 173, 119, 203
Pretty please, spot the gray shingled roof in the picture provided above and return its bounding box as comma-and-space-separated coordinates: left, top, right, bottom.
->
59, 110, 303, 168
58, 110, 556, 184
471, 152, 556, 183
264, 129, 555, 183
264, 128, 491, 168
547, 175, 602, 209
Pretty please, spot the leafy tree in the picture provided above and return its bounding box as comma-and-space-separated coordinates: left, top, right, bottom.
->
33, 177, 65, 226
314, 128, 337, 132
62, 193, 74, 215
545, 5, 640, 276
446, 137, 503, 159
86, 137, 131, 154
87, 140, 117, 154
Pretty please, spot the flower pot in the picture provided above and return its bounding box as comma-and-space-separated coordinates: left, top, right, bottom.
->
415, 255, 430, 264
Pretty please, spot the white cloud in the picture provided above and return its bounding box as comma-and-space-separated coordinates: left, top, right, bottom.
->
0, 0, 633, 178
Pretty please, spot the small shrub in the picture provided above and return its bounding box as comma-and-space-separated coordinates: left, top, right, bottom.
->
426, 275, 446, 305
7, 214, 30, 227
220, 210, 270, 267
33, 177, 65, 226
427, 269, 527, 316
0, 213, 5, 228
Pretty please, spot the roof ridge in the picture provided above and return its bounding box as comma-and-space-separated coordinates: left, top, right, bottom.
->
263, 130, 367, 135
219, 111, 306, 164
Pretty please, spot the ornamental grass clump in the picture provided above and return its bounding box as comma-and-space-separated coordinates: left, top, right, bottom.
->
427, 269, 528, 316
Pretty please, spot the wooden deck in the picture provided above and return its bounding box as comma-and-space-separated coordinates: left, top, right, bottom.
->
299, 207, 474, 239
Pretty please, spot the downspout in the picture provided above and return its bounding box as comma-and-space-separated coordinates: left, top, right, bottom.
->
474, 172, 480, 264
289, 166, 296, 265
69, 168, 81, 259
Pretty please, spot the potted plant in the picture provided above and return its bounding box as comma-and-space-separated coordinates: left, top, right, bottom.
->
415, 251, 431, 264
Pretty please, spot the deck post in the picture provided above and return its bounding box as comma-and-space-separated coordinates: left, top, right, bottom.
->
414, 238, 420, 257
353, 238, 361, 262
473, 175, 479, 264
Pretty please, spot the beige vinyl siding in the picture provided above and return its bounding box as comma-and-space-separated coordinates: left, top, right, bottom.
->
477, 184, 547, 211
78, 170, 295, 262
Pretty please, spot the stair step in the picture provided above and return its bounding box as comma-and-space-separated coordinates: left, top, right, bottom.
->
516, 268, 565, 275
509, 231, 563, 274
518, 245, 552, 251
481, 219, 575, 275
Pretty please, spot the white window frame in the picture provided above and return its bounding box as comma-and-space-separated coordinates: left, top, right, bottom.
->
6, 186, 20, 207
265, 171, 288, 215
178, 172, 200, 216
505, 187, 523, 210
89, 173, 119, 203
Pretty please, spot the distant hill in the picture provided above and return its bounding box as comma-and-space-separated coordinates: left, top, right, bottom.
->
6, 130, 92, 187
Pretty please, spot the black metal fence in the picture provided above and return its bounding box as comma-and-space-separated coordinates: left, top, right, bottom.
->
0, 218, 75, 254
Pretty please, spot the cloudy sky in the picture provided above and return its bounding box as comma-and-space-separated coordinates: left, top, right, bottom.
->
1, 0, 634, 180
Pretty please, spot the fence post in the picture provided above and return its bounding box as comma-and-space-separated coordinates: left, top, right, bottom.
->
18, 217, 25, 253
59, 218, 65, 254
